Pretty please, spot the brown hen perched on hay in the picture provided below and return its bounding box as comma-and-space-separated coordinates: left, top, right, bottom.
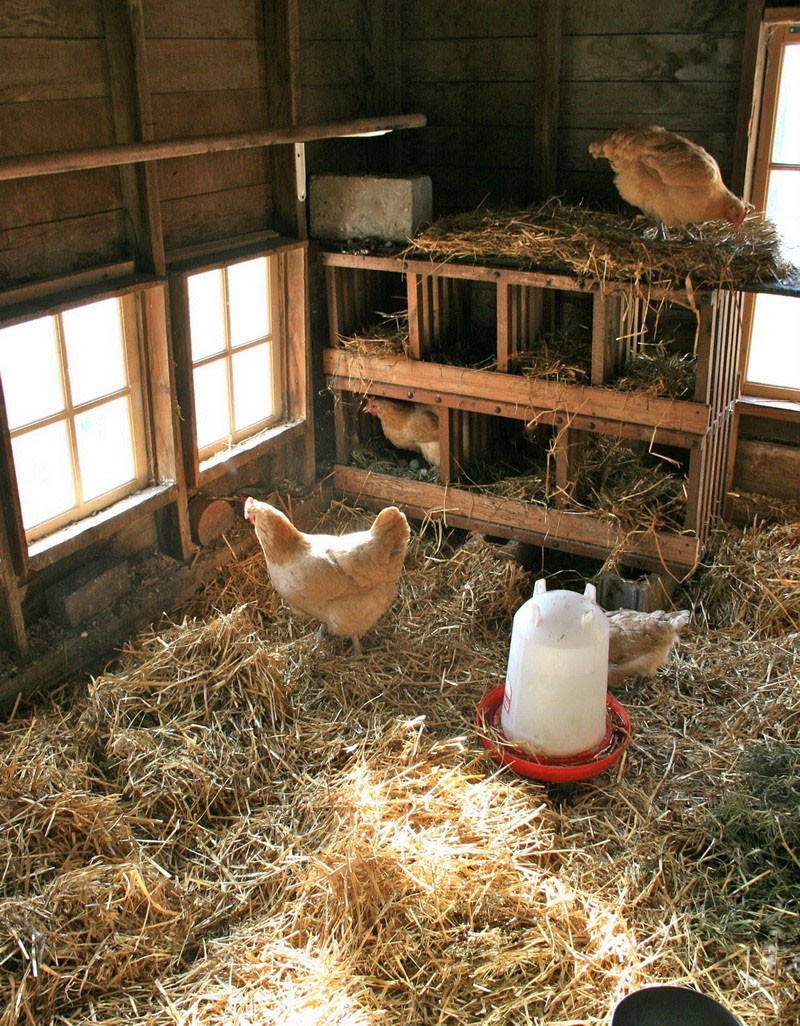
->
244, 498, 410, 655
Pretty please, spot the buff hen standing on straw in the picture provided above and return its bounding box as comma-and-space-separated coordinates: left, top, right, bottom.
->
589, 125, 747, 239
244, 499, 411, 656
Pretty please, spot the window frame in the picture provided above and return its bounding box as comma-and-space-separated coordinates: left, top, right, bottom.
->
188, 255, 283, 464
168, 237, 310, 491
739, 14, 800, 402
0, 276, 175, 573
2, 293, 151, 544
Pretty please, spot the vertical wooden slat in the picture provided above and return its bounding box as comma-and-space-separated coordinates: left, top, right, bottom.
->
264, 0, 306, 239
0, 376, 27, 579
140, 285, 193, 559
333, 392, 350, 466
693, 297, 715, 405
732, 0, 769, 200
533, 0, 561, 199
100, 0, 164, 275
284, 245, 315, 484
326, 266, 342, 343
496, 283, 511, 371
0, 524, 27, 653
406, 272, 424, 359
591, 292, 620, 385
168, 270, 201, 491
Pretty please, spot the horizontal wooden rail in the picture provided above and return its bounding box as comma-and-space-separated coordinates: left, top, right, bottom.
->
0, 113, 427, 182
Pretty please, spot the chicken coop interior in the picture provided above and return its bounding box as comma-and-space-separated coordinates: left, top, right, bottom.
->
1, 2, 799, 1025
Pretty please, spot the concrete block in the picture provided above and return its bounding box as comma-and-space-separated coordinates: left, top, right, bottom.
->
309, 173, 433, 242
46, 558, 131, 628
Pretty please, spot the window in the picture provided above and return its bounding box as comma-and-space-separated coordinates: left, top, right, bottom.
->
0, 295, 148, 543
186, 255, 282, 464
743, 21, 800, 398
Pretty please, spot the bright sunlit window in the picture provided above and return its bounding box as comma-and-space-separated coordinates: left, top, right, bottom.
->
0, 296, 147, 542
187, 255, 281, 462
744, 23, 800, 398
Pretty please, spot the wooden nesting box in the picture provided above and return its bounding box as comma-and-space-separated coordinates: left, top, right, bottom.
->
322, 250, 742, 577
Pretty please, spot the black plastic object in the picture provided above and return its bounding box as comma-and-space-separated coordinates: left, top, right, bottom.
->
612, 986, 743, 1026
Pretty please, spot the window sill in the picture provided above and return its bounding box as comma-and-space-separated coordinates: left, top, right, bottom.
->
26, 482, 178, 573
197, 419, 309, 487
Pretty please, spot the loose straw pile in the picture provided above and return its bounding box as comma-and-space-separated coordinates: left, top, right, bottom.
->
0, 504, 798, 1025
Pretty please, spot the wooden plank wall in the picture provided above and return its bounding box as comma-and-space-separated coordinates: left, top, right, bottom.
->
299, 0, 402, 177
298, 0, 748, 215
0, 0, 279, 287
559, 0, 748, 208
0, 2, 125, 284
143, 0, 275, 251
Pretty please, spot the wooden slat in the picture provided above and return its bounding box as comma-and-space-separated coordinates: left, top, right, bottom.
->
283, 244, 315, 484
323, 349, 712, 437
264, 0, 304, 239
0, 373, 27, 580
561, 34, 743, 83
0, 98, 116, 156
533, 0, 561, 198
0, 210, 127, 285
152, 90, 270, 141
142, 0, 261, 38
0, 169, 120, 230
160, 184, 273, 252
560, 80, 741, 133
331, 465, 700, 571
0, 1, 103, 37
101, 0, 165, 276
0, 39, 109, 102
401, 38, 538, 84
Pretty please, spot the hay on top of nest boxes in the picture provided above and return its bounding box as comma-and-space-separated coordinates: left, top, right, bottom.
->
405, 198, 793, 293
0, 502, 798, 1026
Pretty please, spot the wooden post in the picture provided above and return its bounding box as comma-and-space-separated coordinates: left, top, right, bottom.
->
264, 0, 306, 240
533, 0, 562, 199
100, 0, 165, 275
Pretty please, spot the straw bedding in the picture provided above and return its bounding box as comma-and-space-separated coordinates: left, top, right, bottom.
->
404, 199, 793, 292
1, 503, 798, 1025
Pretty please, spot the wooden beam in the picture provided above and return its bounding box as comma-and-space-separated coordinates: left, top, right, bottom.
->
533, 0, 562, 199
0, 114, 427, 183
263, 0, 305, 238
100, 0, 165, 275
732, 0, 768, 200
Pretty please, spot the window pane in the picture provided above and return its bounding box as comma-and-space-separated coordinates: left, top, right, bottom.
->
193, 360, 230, 449
188, 269, 226, 360
228, 257, 270, 347
0, 317, 63, 429
12, 422, 76, 529
772, 44, 800, 164
62, 299, 127, 405
765, 169, 800, 264
232, 343, 273, 432
75, 397, 137, 501
746, 293, 800, 390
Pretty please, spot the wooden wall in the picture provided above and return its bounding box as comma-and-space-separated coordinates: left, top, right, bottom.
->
0, 0, 279, 288
299, 0, 748, 215
558, 0, 747, 207
0, 2, 125, 284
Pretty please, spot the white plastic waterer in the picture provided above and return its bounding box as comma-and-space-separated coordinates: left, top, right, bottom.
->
500, 579, 610, 759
